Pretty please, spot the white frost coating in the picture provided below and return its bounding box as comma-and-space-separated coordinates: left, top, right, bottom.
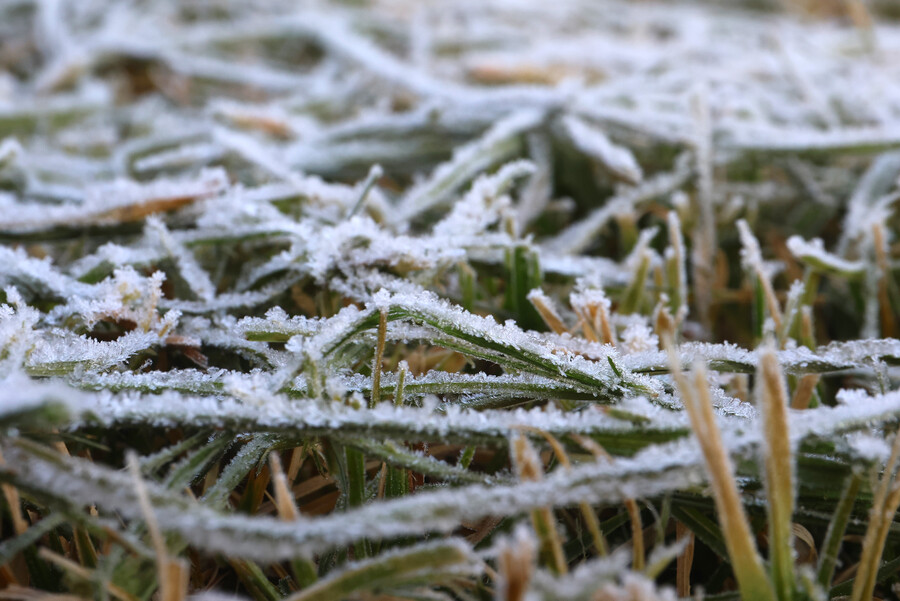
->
724, 125, 900, 153
570, 281, 611, 315
838, 152, 900, 256
0, 168, 229, 233
589, 573, 678, 601
845, 432, 893, 463
145, 217, 216, 302
786, 236, 865, 276
0, 436, 704, 561
36, 372, 900, 458
616, 339, 900, 377
527, 253, 629, 284
82, 368, 229, 395
212, 126, 302, 186
46, 267, 173, 332
236, 216, 469, 288
394, 108, 545, 223
359, 287, 655, 396
529, 549, 632, 599
188, 593, 247, 601
160, 278, 301, 314
737, 219, 771, 277
336, 369, 603, 400
0, 137, 23, 166
106, 381, 673, 439
69, 241, 162, 278
621, 323, 659, 355
133, 142, 225, 173
9, 381, 900, 562
623, 226, 660, 273
236, 308, 321, 339
181, 317, 280, 367
0, 371, 88, 419
0, 288, 40, 374
559, 114, 643, 184
27, 329, 163, 373
433, 160, 534, 237
0, 246, 94, 299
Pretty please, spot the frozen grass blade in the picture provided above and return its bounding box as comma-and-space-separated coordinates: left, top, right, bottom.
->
282, 540, 478, 601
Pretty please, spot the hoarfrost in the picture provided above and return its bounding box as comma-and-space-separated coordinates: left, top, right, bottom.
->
559, 114, 643, 184
6, 0, 900, 594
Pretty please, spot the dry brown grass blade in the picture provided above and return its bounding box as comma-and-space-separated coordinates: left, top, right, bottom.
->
127, 453, 187, 601
269, 452, 300, 522
99, 194, 212, 224
287, 447, 305, 484
690, 89, 716, 330
512, 434, 567, 575
759, 346, 796, 600
851, 430, 900, 601
664, 332, 774, 600
572, 291, 615, 345
516, 426, 609, 557
0, 565, 19, 588
464, 516, 504, 545
791, 374, 820, 409
653, 299, 676, 351
497, 528, 536, 601
792, 523, 817, 565
0, 450, 28, 536
676, 521, 694, 597
159, 559, 190, 601
625, 500, 645, 572
527, 290, 567, 334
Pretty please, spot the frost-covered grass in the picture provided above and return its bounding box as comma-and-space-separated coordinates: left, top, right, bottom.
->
4, 0, 900, 599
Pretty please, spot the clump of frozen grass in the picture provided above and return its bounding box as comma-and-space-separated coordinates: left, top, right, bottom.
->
3, 0, 900, 599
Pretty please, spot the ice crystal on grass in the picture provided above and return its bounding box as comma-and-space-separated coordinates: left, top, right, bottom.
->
5, 0, 900, 599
